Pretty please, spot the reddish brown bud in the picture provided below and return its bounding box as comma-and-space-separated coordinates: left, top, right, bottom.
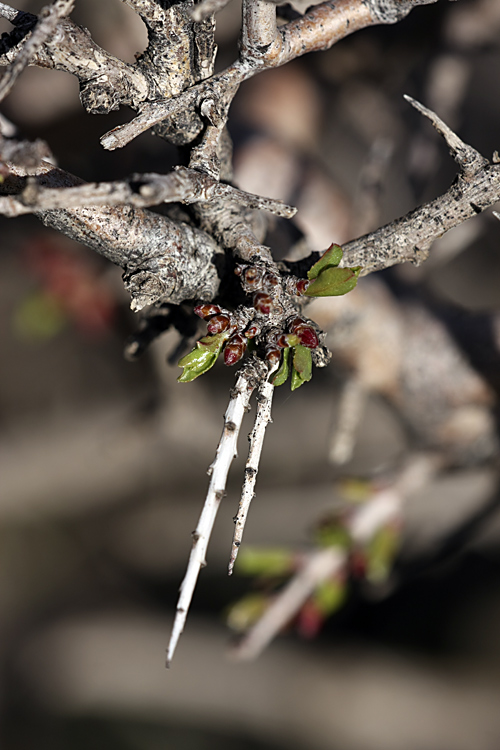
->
253, 292, 273, 315
224, 334, 246, 366
244, 267, 260, 285
194, 303, 221, 319
296, 325, 319, 349
245, 324, 259, 339
289, 317, 305, 333
265, 347, 281, 366
278, 333, 299, 348
207, 314, 230, 334
264, 273, 279, 287
295, 279, 310, 295
276, 334, 288, 348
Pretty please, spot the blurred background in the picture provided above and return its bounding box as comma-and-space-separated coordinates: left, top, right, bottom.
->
2, 0, 500, 748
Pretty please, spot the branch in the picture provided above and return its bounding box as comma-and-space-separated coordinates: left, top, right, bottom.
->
190, 0, 232, 22
403, 95, 488, 177
0, 0, 74, 102
0, 2, 149, 113
100, 0, 439, 151
234, 547, 345, 661
0, 165, 296, 218
329, 375, 367, 465
228, 376, 275, 575
166, 357, 268, 666
1, 160, 224, 309
341, 97, 500, 274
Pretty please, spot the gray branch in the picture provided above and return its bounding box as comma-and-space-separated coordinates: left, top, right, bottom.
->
342, 97, 500, 274
1, 160, 223, 310
0, 0, 74, 102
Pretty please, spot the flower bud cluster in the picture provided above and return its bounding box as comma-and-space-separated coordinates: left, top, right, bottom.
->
192, 261, 321, 374
194, 302, 256, 368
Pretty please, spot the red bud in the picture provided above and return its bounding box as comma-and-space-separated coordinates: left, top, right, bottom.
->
266, 347, 281, 366
194, 303, 221, 319
207, 314, 230, 334
295, 279, 310, 295
296, 325, 319, 349
224, 334, 246, 366
253, 292, 273, 315
245, 324, 259, 339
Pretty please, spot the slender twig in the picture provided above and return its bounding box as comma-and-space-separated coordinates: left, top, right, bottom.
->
166, 358, 268, 666
228, 376, 275, 575
0, 0, 73, 102
403, 95, 488, 177
0, 165, 296, 217
341, 97, 500, 273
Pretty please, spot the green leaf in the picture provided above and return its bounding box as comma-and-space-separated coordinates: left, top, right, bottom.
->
305, 266, 361, 297
291, 344, 312, 390
226, 593, 269, 633
14, 291, 67, 341
365, 525, 400, 583
312, 578, 346, 616
177, 346, 217, 382
272, 347, 290, 386
315, 522, 351, 550
307, 243, 343, 280
177, 330, 229, 382
236, 546, 295, 577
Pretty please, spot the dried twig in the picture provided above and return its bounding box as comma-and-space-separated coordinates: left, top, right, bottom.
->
341, 97, 500, 274
0, 0, 73, 102
229, 376, 275, 574
0, 165, 296, 217
100, 0, 440, 151
166, 357, 268, 666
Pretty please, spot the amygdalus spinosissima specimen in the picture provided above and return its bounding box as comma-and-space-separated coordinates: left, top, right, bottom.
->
2, 0, 500, 665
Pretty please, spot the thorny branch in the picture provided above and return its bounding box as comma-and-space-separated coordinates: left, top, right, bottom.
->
166, 356, 268, 667
1, 0, 500, 665
229, 375, 276, 575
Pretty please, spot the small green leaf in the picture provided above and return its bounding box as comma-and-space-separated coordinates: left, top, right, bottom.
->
227, 593, 269, 633
198, 330, 230, 352
307, 243, 343, 280
365, 524, 400, 583
312, 578, 346, 616
272, 347, 290, 386
236, 546, 295, 577
291, 344, 312, 390
315, 523, 351, 550
177, 346, 217, 382
305, 266, 361, 297
177, 330, 229, 382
